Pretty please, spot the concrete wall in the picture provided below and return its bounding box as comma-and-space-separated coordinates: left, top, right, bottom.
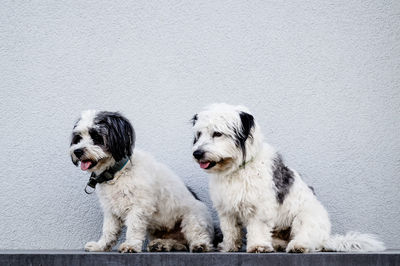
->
1, 0, 399, 249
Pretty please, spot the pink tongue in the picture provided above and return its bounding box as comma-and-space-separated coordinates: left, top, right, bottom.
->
199, 162, 210, 169
81, 161, 92, 171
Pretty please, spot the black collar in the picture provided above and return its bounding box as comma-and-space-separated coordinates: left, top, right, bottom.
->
84, 157, 130, 194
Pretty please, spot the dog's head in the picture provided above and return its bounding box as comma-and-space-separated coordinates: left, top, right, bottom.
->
69, 110, 135, 173
191, 103, 261, 174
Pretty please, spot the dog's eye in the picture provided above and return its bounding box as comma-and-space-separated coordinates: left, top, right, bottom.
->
90, 131, 104, 145
71, 135, 82, 145
213, 132, 222, 138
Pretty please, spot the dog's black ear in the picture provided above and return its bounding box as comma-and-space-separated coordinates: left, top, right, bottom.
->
239, 111, 254, 141
236, 111, 255, 162
191, 114, 198, 126
95, 111, 135, 161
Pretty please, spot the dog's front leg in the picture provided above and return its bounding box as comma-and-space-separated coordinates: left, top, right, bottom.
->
218, 213, 242, 252
246, 217, 274, 253
85, 211, 122, 252
118, 209, 148, 253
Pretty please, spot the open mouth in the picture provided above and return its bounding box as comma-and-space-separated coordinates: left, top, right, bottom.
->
80, 160, 97, 171
199, 161, 217, 170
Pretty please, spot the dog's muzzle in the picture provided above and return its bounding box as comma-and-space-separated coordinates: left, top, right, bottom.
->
193, 149, 217, 169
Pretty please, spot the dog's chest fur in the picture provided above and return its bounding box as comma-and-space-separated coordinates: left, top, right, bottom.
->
96, 170, 138, 219
210, 162, 278, 223
94, 151, 193, 231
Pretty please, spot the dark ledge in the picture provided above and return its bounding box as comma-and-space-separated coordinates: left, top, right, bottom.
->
1, 250, 399, 266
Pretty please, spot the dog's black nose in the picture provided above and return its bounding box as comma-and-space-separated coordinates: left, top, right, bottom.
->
193, 150, 205, 160
74, 148, 84, 158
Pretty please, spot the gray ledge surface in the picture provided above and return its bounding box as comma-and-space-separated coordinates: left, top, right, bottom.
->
1, 250, 399, 266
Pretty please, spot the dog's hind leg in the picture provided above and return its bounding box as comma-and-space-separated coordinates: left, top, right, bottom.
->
246, 217, 275, 253
147, 223, 188, 252
271, 228, 291, 252
286, 210, 330, 253
147, 238, 187, 252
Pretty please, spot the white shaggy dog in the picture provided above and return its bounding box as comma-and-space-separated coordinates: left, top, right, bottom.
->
191, 103, 385, 253
70, 110, 214, 253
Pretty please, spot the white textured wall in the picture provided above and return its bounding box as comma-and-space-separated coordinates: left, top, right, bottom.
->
1, 0, 399, 249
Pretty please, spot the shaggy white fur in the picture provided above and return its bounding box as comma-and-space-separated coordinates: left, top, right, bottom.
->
70, 110, 214, 253
192, 103, 385, 253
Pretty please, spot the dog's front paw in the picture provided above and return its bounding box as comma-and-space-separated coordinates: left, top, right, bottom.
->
85, 241, 106, 252
217, 241, 241, 252
286, 240, 311, 253
118, 241, 142, 253
247, 244, 274, 253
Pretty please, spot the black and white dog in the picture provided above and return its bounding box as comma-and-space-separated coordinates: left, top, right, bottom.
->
70, 110, 214, 253
191, 103, 385, 253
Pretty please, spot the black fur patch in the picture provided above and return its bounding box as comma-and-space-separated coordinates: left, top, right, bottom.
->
70, 132, 81, 146
193, 132, 202, 145
308, 186, 316, 195
191, 114, 198, 126
94, 111, 135, 161
272, 154, 295, 204
234, 112, 255, 163
71, 156, 78, 166
70, 117, 81, 146
186, 186, 200, 201
89, 128, 104, 146
213, 225, 223, 248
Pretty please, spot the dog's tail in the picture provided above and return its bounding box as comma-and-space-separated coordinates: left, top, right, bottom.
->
323, 231, 385, 252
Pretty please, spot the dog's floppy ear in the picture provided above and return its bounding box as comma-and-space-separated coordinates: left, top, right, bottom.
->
191, 114, 198, 126
239, 111, 254, 142
96, 111, 135, 161
236, 111, 255, 162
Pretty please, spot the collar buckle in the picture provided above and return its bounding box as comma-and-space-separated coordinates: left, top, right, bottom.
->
84, 184, 96, 194
84, 174, 98, 194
